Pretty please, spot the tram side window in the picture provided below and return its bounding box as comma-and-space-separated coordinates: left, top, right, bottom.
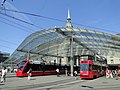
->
92, 65, 97, 70
38, 64, 44, 71
45, 65, 57, 71
89, 65, 92, 71
60, 66, 65, 70
45, 65, 50, 71
92, 65, 101, 72
88, 56, 94, 60
23, 64, 30, 72
101, 66, 106, 72
33, 64, 43, 71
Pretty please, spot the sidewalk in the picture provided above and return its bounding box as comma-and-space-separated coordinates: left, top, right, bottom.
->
0, 73, 120, 90
0, 73, 81, 90
80, 77, 120, 90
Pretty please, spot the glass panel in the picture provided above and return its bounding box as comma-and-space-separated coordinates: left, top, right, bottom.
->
18, 61, 27, 70
80, 64, 89, 71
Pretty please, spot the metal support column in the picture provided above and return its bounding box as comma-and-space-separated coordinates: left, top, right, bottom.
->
1, 62, 3, 68
76, 56, 79, 66
27, 50, 30, 60
70, 34, 74, 76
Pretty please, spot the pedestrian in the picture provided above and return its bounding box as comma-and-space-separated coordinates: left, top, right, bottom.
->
112, 70, 116, 77
56, 68, 59, 77
106, 69, 113, 79
1, 67, 7, 83
65, 69, 68, 76
27, 68, 32, 80
74, 70, 78, 80
109, 70, 113, 78
116, 69, 120, 80
106, 69, 110, 78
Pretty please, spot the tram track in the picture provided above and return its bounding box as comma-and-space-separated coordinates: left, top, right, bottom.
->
80, 84, 120, 90
23, 78, 87, 90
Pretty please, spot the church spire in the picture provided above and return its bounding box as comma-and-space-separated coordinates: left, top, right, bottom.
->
66, 8, 73, 28
67, 8, 71, 20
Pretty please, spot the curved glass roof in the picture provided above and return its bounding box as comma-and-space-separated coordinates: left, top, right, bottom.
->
4, 27, 120, 65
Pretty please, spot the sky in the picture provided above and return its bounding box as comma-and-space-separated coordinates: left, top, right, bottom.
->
0, 0, 120, 54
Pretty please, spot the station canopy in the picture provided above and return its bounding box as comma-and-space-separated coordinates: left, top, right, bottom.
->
4, 27, 120, 65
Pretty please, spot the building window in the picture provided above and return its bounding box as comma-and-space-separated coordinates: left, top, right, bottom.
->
111, 59, 114, 64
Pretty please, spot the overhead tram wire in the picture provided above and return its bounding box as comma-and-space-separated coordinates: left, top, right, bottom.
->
0, 12, 44, 30
0, 8, 66, 23
0, 8, 119, 34
0, 44, 15, 50
0, 39, 18, 46
0, 19, 33, 33
0, 16, 37, 32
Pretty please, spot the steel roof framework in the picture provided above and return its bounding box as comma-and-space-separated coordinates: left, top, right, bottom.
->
4, 27, 120, 65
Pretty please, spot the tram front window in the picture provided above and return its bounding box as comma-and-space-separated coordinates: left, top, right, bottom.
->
18, 61, 26, 70
80, 64, 89, 71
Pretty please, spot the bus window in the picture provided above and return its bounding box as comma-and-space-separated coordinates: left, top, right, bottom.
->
80, 64, 89, 71
89, 64, 92, 71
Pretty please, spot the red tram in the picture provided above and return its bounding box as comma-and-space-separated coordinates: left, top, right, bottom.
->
16, 60, 67, 77
80, 55, 107, 79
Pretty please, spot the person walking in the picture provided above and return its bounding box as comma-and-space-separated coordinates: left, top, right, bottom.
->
1, 67, 7, 83
65, 69, 68, 76
106, 69, 110, 78
74, 70, 78, 80
106, 69, 113, 79
27, 68, 32, 80
56, 68, 60, 77
109, 70, 113, 78
116, 69, 120, 80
